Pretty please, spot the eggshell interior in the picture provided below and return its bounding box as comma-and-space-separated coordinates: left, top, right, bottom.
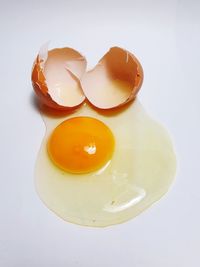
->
81, 47, 143, 109
32, 46, 87, 109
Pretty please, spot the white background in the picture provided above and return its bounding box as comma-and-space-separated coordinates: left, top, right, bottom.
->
0, 0, 200, 266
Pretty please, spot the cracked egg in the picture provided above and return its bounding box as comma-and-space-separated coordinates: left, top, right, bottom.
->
32, 45, 176, 227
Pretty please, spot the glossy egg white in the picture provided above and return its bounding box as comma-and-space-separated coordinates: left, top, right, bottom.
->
35, 100, 176, 227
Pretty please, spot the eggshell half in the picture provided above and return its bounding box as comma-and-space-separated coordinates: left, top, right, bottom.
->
80, 47, 143, 110
32, 45, 87, 110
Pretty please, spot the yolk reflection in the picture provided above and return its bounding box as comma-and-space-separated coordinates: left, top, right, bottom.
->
47, 117, 115, 174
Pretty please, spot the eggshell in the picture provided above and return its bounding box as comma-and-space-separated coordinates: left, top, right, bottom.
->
80, 47, 143, 110
32, 45, 87, 110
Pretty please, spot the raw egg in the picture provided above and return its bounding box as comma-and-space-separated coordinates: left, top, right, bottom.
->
32, 45, 176, 227
35, 101, 176, 227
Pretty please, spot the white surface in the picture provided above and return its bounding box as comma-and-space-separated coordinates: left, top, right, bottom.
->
0, 0, 199, 266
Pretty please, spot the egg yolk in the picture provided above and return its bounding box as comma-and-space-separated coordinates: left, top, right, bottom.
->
47, 117, 115, 174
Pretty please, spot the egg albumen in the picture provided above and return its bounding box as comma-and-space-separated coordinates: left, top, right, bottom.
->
35, 100, 176, 227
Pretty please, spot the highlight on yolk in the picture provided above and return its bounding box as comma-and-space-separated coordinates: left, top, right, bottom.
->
47, 117, 115, 174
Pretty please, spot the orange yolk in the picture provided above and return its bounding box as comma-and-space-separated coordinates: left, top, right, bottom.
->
47, 117, 115, 174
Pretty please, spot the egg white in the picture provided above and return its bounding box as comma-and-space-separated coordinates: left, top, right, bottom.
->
35, 100, 176, 227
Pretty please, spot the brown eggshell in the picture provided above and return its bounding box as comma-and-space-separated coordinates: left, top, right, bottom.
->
80, 47, 143, 110
31, 46, 87, 110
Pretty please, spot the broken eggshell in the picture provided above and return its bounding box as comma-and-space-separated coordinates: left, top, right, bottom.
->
32, 45, 87, 110
80, 47, 143, 110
